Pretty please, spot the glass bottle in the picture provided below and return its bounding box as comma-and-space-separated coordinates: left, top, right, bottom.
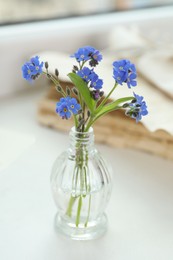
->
50, 127, 112, 240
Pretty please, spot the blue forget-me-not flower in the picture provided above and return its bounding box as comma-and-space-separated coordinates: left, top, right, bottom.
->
71, 46, 102, 66
113, 59, 137, 88
22, 56, 44, 82
56, 96, 81, 119
126, 92, 148, 122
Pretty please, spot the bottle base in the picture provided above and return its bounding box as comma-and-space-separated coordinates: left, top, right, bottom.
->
54, 213, 108, 240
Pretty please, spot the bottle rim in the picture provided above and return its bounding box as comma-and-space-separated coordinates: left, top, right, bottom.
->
70, 126, 94, 143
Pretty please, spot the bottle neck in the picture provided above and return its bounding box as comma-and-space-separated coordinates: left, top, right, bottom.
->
69, 127, 95, 152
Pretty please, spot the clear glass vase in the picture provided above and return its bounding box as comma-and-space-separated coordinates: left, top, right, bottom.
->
50, 127, 112, 240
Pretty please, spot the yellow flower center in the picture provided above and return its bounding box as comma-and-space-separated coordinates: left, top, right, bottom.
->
28, 70, 31, 74
119, 66, 123, 70
71, 105, 74, 109
36, 66, 39, 70
63, 108, 67, 112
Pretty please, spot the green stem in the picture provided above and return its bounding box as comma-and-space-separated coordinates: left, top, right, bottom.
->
73, 115, 78, 130
66, 155, 80, 218
76, 196, 82, 227
79, 61, 86, 70
96, 82, 118, 113
85, 121, 94, 132
84, 116, 94, 132
66, 134, 90, 227
75, 167, 80, 195
85, 195, 91, 227
84, 166, 88, 195
82, 103, 85, 132
85, 106, 122, 131
66, 196, 77, 217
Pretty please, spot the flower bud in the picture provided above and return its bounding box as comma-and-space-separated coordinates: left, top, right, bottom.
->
131, 98, 137, 103
87, 110, 90, 117
66, 86, 71, 96
55, 69, 59, 77
45, 61, 49, 69
73, 65, 78, 71
56, 85, 62, 92
122, 103, 129, 108
99, 91, 104, 97
44, 61, 49, 69
47, 73, 51, 78
72, 87, 78, 96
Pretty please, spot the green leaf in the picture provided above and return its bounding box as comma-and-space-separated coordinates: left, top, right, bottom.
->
68, 73, 95, 113
94, 96, 134, 120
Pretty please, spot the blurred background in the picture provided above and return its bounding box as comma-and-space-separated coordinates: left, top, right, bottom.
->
0, 0, 173, 97
1, 0, 173, 24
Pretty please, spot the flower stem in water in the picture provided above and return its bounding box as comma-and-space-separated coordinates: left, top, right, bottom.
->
76, 196, 82, 227
66, 196, 77, 217
85, 194, 91, 227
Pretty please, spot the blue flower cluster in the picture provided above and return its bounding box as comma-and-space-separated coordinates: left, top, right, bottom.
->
127, 93, 148, 122
71, 46, 103, 100
71, 46, 104, 100
56, 97, 81, 119
113, 59, 137, 88
77, 67, 103, 90
71, 46, 102, 67
22, 56, 44, 81
21, 47, 148, 123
